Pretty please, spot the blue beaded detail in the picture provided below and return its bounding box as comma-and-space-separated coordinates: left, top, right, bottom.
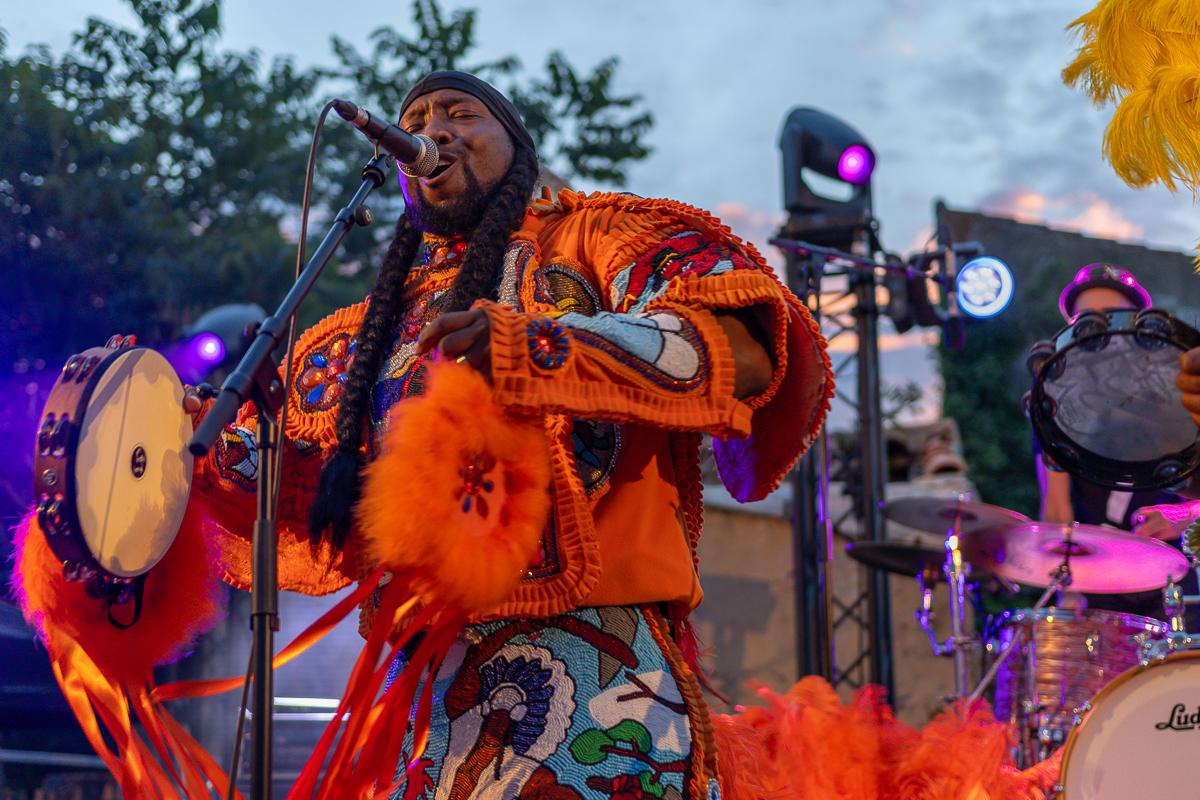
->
527, 317, 571, 371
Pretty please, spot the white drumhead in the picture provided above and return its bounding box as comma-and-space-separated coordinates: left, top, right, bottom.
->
74, 348, 193, 577
1061, 652, 1200, 798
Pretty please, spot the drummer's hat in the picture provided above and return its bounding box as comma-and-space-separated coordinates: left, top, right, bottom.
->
1058, 262, 1152, 321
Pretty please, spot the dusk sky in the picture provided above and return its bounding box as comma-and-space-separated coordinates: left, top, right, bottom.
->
6, 0, 1195, 427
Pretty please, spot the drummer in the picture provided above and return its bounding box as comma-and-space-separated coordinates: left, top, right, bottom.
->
1182, 345, 1200, 428
1034, 264, 1199, 618
1035, 264, 1189, 536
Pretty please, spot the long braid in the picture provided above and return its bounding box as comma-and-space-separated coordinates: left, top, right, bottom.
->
440, 146, 539, 312
309, 213, 420, 547
308, 147, 539, 550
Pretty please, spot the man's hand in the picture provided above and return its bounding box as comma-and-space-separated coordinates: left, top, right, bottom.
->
1132, 503, 1197, 541
1179, 346, 1200, 426
418, 308, 492, 379
183, 386, 204, 427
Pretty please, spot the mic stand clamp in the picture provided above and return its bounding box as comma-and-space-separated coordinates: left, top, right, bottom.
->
188, 153, 392, 800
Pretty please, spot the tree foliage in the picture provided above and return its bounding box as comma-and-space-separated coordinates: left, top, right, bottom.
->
0, 0, 653, 525
937, 267, 1066, 517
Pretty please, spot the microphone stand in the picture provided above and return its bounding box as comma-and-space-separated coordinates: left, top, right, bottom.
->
189, 153, 392, 799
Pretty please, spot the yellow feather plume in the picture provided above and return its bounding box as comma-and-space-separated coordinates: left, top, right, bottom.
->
1064, 0, 1200, 196
1064, 0, 1200, 268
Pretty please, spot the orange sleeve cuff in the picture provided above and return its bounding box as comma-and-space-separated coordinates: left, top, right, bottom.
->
480, 300, 752, 437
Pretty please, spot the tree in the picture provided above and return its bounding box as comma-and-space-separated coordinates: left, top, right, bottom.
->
0, 0, 653, 546
937, 267, 1065, 517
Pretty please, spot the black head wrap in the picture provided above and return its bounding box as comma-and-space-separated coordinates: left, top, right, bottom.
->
399, 70, 536, 154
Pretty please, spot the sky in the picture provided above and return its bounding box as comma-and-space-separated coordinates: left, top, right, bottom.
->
5, 0, 1196, 428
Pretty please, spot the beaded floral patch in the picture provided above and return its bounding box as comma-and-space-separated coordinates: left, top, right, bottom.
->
294, 333, 355, 413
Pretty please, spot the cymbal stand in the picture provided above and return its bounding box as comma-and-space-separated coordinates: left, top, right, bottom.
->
968, 565, 1072, 704
915, 569, 949, 657
944, 507, 972, 698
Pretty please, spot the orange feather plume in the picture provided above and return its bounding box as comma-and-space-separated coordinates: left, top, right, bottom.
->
12, 505, 224, 684
357, 359, 551, 614
712, 678, 1059, 800
295, 360, 552, 798
11, 508, 233, 797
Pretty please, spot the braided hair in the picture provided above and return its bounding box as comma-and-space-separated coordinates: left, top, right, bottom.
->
308, 145, 540, 549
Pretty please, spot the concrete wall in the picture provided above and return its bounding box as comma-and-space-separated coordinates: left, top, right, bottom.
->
692, 487, 980, 727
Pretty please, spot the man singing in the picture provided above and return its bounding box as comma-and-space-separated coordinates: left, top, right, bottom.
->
192, 70, 831, 796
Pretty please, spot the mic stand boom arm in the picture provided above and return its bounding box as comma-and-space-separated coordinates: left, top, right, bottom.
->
188, 153, 392, 800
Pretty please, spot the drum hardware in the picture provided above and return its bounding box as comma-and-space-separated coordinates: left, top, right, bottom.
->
1027, 307, 1200, 490
968, 564, 1073, 705
943, 529, 977, 698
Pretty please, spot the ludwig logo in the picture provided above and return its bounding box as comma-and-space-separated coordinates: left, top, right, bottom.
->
1155, 704, 1200, 731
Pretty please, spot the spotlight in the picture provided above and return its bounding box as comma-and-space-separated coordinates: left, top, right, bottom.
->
778, 107, 876, 251
955, 257, 1014, 319
837, 144, 874, 184
193, 332, 226, 364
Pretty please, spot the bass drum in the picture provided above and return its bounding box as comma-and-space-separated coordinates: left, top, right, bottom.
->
34, 336, 193, 609
1057, 650, 1200, 798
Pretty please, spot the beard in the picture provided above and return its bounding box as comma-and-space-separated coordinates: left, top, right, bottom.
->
406, 161, 499, 236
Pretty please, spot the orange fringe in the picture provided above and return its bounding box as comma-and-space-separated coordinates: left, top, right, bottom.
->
11, 509, 235, 799
712, 678, 1060, 800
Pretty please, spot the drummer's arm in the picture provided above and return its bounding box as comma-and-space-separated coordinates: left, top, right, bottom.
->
1038, 460, 1074, 523
1179, 347, 1200, 428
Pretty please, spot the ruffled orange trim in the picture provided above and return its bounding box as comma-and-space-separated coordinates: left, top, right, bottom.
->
12, 511, 237, 798
519, 189, 833, 502
192, 492, 357, 596
483, 300, 751, 437
484, 414, 603, 619
699, 273, 833, 501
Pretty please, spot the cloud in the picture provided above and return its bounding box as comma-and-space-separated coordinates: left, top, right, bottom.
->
978, 186, 1145, 241
826, 329, 941, 354
712, 202, 787, 273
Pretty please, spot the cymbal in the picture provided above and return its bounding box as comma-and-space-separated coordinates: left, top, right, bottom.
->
882, 496, 1029, 535
959, 522, 1189, 594
845, 541, 945, 580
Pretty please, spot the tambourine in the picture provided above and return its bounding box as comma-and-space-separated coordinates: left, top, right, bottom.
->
33, 335, 193, 616
1028, 308, 1200, 490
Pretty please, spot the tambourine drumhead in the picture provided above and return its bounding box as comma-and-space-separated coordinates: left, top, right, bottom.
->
1059, 651, 1200, 798
74, 348, 193, 577
1031, 308, 1200, 489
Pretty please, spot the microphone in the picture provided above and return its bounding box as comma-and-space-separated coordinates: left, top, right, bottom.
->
332, 99, 439, 178
940, 226, 966, 351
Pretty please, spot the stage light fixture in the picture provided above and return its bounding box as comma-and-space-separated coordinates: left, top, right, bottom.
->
193, 332, 226, 364
837, 144, 874, 184
778, 107, 875, 251
955, 256, 1014, 318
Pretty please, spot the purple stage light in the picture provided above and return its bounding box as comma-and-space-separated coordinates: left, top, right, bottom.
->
836, 144, 874, 184
194, 332, 226, 363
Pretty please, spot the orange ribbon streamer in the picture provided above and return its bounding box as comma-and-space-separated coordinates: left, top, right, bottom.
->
153, 567, 386, 703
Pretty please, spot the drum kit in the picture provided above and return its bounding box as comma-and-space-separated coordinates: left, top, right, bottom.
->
848, 495, 1200, 798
